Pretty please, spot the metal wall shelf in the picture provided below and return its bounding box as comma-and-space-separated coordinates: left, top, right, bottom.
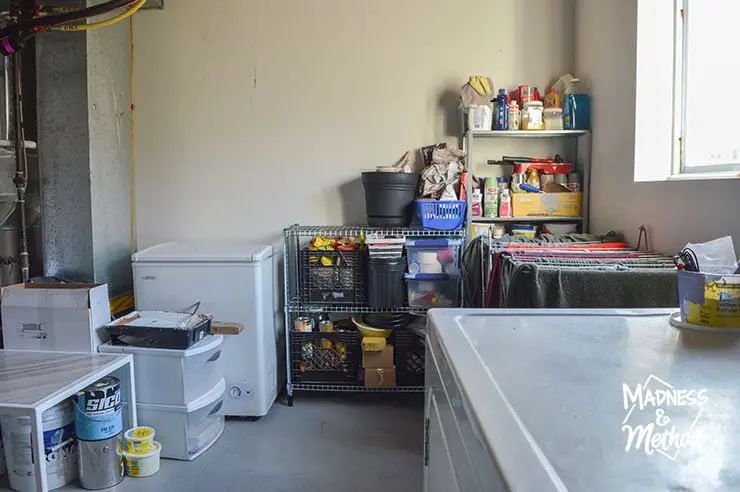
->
285, 224, 466, 238
292, 383, 425, 393
288, 301, 429, 314
471, 216, 584, 224
464, 129, 592, 241
467, 130, 590, 139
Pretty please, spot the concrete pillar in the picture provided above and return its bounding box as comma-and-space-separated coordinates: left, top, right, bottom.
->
36, 10, 132, 296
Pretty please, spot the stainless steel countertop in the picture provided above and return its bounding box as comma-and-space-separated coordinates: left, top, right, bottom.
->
428, 308, 740, 492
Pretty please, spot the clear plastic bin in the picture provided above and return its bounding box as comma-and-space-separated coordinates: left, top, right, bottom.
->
405, 274, 460, 308
405, 239, 462, 276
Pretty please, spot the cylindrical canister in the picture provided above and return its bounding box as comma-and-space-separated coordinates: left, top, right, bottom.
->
294, 317, 314, 333
78, 433, 124, 490
75, 377, 123, 442
555, 174, 569, 186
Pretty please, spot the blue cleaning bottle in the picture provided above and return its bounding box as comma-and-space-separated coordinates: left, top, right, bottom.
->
563, 78, 591, 130
495, 89, 509, 130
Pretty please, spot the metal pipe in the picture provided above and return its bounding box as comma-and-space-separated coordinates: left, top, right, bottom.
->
12, 51, 29, 282
2, 56, 10, 142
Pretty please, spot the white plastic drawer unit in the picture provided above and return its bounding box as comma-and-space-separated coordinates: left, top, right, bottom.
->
137, 377, 226, 461
98, 335, 224, 406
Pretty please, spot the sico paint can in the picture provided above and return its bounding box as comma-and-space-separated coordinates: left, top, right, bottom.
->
74, 377, 123, 442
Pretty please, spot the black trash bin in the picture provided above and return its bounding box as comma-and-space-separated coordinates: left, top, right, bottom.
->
367, 256, 407, 309
362, 172, 419, 227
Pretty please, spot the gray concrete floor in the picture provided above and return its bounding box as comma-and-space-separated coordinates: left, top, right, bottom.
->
4, 393, 424, 492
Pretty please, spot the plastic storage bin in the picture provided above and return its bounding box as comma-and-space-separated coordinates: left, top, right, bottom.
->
405, 274, 460, 308
406, 239, 462, 276
136, 378, 226, 461
416, 200, 467, 231
98, 335, 224, 406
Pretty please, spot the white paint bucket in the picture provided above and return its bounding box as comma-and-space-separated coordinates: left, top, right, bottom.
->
1, 400, 78, 492
123, 442, 161, 478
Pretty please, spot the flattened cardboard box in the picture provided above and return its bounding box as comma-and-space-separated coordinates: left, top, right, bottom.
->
1, 283, 111, 352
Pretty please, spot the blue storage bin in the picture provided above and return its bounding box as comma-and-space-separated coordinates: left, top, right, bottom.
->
415, 200, 467, 231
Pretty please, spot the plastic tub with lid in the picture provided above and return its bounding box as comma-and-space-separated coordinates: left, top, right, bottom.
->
136, 378, 226, 461
99, 335, 223, 406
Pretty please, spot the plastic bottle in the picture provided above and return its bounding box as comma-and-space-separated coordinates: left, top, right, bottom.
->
544, 88, 561, 109
495, 89, 509, 130
499, 189, 513, 217
483, 177, 499, 217
471, 190, 483, 217
563, 78, 591, 130
508, 100, 520, 130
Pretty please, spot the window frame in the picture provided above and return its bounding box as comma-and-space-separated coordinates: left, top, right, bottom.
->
675, 0, 740, 175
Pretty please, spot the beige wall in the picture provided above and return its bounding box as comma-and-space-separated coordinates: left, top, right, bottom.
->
134, 0, 575, 248
576, 0, 740, 254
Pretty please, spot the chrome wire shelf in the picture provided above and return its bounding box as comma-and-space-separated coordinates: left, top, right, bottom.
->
284, 223, 465, 406
287, 300, 428, 314
292, 383, 425, 393
284, 224, 466, 238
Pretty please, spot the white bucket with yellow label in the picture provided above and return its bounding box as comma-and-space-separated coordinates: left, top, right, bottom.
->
123, 441, 161, 478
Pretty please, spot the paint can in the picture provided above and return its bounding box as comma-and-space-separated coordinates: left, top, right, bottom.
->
0, 400, 78, 492
78, 433, 124, 490
554, 174, 569, 186
511, 173, 525, 193
74, 377, 122, 442
294, 317, 314, 333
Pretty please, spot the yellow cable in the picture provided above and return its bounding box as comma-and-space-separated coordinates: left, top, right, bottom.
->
58, 0, 145, 32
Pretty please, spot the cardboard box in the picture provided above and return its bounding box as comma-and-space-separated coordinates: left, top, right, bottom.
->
1, 283, 111, 352
512, 192, 583, 217
362, 344, 394, 368
210, 321, 244, 335
365, 366, 397, 389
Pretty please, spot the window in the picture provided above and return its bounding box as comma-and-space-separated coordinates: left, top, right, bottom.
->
676, 0, 740, 174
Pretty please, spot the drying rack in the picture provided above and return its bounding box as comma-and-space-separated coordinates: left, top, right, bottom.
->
283, 224, 465, 405
477, 231, 677, 307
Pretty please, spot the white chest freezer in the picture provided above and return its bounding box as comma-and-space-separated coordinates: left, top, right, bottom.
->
425, 308, 740, 492
132, 241, 279, 417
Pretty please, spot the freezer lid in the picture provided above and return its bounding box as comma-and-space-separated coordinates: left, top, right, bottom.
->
132, 241, 273, 263
428, 308, 739, 492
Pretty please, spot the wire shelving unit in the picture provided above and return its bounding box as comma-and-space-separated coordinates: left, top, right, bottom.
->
283, 224, 465, 405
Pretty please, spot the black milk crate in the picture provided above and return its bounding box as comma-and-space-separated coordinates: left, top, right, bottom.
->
392, 331, 425, 386
300, 249, 366, 305
291, 331, 361, 384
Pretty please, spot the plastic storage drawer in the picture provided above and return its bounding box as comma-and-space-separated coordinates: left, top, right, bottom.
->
136, 378, 226, 461
405, 239, 462, 276
98, 334, 224, 406
405, 274, 460, 308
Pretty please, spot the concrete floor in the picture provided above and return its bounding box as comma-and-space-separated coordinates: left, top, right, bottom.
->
4, 393, 424, 492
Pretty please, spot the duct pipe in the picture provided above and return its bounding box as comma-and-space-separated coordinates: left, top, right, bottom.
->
12, 52, 28, 282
